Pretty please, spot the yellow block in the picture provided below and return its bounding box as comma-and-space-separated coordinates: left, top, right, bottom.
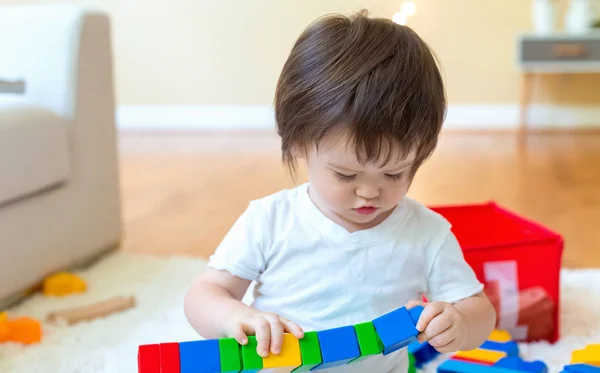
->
43, 272, 87, 296
571, 344, 600, 366
454, 348, 507, 364
262, 333, 301, 371
487, 329, 512, 343
0, 311, 7, 323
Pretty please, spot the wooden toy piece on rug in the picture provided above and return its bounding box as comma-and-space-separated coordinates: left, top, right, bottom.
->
43, 271, 87, 296
571, 344, 600, 367
0, 314, 42, 344
438, 357, 548, 373
46, 295, 136, 325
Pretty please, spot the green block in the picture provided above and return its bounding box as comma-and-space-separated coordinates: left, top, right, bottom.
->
219, 337, 242, 372
349, 321, 384, 363
408, 352, 416, 373
241, 336, 263, 372
292, 331, 322, 372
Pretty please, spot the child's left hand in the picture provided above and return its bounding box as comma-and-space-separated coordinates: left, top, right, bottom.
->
406, 300, 468, 353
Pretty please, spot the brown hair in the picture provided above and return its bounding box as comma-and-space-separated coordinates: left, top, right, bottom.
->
274, 10, 446, 179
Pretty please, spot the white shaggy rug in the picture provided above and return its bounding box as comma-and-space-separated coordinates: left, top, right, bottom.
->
1, 251, 599, 373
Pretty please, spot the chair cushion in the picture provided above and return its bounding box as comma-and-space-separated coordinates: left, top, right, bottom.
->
0, 94, 70, 206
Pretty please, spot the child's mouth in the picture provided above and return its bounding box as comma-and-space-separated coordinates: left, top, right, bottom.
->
354, 206, 378, 215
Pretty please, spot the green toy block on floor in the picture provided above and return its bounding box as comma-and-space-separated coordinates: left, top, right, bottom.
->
292, 331, 322, 372
241, 336, 263, 372
350, 321, 384, 363
219, 338, 242, 372
408, 352, 416, 373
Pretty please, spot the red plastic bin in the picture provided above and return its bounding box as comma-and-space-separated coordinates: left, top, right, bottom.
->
429, 201, 564, 343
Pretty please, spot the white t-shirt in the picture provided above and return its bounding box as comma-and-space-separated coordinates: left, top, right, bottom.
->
208, 182, 483, 373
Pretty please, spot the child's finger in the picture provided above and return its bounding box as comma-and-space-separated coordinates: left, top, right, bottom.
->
414, 303, 444, 332
405, 300, 426, 309
265, 315, 284, 355
420, 313, 452, 342
230, 323, 248, 345
427, 324, 457, 348
252, 317, 272, 358
281, 317, 304, 339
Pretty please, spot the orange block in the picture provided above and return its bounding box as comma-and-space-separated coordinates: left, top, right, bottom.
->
571, 344, 600, 366
262, 333, 301, 372
6, 317, 42, 344
453, 348, 506, 364
0, 322, 9, 342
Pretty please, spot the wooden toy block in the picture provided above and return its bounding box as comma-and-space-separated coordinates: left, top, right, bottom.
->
438, 358, 522, 373
571, 344, 600, 366
408, 340, 439, 368
372, 305, 423, 355
291, 331, 321, 372
563, 364, 600, 373
350, 321, 383, 363
453, 349, 506, 364
180, 339, 221, 373
158, 343, 180, 373
0, 311, 7, 323
262, 333, 301, 372
493, 357, 548, 373
312, 325, 360, 370
480, 340, 519, 357
241, 336, 263, 373
43, 272, 87, 296
138, 344, 160, 373
487, 330, 512, 343
5, 316, 42, 344
47, 295, 136, 325
219, 338, 242, 372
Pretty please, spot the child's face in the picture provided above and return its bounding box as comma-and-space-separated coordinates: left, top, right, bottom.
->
299, 127, 416, 232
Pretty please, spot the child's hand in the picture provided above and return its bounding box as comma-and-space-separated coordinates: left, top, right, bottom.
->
406, 300, 468, 353
226, 309, 304, 357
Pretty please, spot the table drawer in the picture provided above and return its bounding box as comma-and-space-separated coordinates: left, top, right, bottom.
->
519, 38, 600, 63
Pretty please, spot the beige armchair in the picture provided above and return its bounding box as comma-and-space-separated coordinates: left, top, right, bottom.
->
0, 5, 122, 306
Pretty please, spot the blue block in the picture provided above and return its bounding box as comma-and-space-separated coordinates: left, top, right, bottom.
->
563, 365, 600, 373
438, 359, 524, 373
493, 357, 547, 373
311, 325, 360, 370
373, 306, 423, 355
180, 339, 221, 373
481, 340, 520, 357
408, 340, 439, 367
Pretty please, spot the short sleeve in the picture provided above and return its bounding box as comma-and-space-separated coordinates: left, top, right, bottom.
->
427, 231, 484, 303
208, 201, 268, 281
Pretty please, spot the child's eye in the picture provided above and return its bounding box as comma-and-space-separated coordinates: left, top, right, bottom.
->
385, 172, 404, 181
335, 172, 356, 182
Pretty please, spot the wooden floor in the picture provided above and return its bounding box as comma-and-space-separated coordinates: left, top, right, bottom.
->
118, 131, 600, 269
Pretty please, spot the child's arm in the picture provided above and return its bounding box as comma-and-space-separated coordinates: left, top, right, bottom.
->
184, 267, 304, 357
406, 291, 496, 352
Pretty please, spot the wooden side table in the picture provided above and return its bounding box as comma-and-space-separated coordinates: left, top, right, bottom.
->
516, 32, 600, 146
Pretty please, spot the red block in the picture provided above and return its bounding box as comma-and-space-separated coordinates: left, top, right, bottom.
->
160, 342, 181, 373
138, 344, 160, 373
430, 201, 563, 343
450, 356, 495, 366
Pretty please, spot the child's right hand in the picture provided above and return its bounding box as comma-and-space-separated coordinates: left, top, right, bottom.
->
227, 309, 304, 357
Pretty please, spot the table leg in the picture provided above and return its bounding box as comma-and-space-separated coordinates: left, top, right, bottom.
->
518, 72, 534, 149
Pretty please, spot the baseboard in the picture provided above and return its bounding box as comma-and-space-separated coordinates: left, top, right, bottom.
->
117, 104, 600, 131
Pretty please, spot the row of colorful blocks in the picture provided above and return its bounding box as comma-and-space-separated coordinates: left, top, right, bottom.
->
138, 305, 424, 373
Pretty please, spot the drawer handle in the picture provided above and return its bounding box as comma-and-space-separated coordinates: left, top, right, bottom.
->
552, 43, 587, 58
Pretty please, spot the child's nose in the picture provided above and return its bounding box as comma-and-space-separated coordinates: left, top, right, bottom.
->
356, 184, 380, 199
